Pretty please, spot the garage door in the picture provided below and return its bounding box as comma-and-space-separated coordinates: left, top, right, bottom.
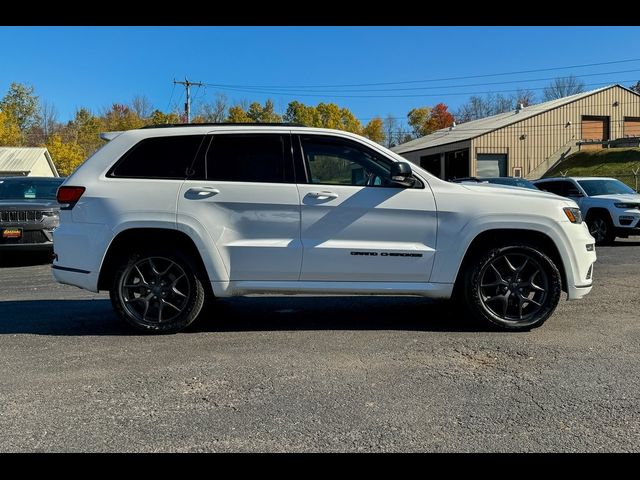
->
581, 116, 609, 141
624, 117, 640, 137
476, 154, 507, 177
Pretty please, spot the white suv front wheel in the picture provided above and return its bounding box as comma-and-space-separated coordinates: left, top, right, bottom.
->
110, 250, 206, 333
464, 245, 562, 330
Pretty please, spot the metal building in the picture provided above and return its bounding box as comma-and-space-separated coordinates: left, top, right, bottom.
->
392, 84, 640, 180
0, 147, 59, 177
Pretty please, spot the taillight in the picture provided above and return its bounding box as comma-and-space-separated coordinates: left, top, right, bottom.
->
57, 186, 86, 209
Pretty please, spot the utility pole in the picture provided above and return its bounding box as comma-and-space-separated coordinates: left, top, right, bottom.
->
173, 78, 204, 123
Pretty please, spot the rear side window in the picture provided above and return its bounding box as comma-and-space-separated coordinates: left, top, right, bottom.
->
206, 134, 291, 183
536, 180, 574, 197
109, 135, 206, 179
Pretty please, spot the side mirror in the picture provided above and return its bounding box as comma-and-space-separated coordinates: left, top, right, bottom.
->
390, 162, 416, 187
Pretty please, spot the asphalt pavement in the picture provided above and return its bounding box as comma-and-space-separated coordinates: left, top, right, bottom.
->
0, 241, 638, 452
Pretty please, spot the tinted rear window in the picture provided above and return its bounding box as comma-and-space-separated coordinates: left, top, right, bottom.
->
109, 135, 206, 179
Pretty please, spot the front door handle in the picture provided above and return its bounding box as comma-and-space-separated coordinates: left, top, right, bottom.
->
308, 191, 338, 200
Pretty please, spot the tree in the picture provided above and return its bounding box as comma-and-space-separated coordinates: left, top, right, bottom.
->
0, 82, 41, 132
542, 75, 585, 101
102, 103, 144, 131
424, 103, 454, 133
41, 101, 58, 138
66, 108, 105, 157
45, 134, 86, 176
381, 115, 398, 148
407, 107, 431, 137
131, 95, 153, 119
514, 89, 536, 107
0, 110, 21, 146
198, 93, 228, 123
362, 117, 384, 144
283, 101, 362, 133
283, 100, 317, 126
226, 104, 252, 123
149, 109, 180, 125
630, 81, 640, 94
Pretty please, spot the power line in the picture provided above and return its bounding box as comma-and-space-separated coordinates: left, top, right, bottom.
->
205, 79, 640, 99
203, 58, 640, 89
205, 69, 640, 94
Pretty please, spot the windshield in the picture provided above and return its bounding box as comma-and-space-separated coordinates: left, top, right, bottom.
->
577, 179, 636, 196
487, 178, 539, 190
0, 178, 64, 200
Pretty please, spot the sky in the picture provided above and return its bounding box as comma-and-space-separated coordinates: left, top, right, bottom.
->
1, 26, 640, 125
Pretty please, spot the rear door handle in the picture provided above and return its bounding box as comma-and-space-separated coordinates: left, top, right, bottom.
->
308, 191, 338, 200
185, 187, 220, 199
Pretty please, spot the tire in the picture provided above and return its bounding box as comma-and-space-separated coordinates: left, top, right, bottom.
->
109, 249, 206, 334
463, 245, 562, 331
586, 213, 615, 246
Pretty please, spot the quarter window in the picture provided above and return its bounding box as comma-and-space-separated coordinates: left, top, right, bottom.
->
109, 135, 207, 179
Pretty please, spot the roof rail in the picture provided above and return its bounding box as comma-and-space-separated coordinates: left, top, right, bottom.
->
141, 122, 307, 129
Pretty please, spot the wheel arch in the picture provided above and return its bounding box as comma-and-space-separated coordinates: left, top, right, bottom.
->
97, 228, 211, 292
452, 228, 567, 296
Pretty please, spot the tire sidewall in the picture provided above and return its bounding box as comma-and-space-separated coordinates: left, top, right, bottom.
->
110, 249, 205, 334
587, 213, 615, 246
465, 245, 562, 331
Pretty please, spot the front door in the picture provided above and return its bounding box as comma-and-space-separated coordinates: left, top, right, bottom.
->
296, 134, 437, 282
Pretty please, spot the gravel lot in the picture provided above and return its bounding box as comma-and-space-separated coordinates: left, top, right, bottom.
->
0, 241, 638, 452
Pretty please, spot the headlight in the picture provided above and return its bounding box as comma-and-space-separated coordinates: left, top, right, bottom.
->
42, 211, 57, 217
563, 207, 583, 224
614, 203, 640, 209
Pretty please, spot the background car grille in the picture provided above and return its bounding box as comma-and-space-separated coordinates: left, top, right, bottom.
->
0, 210, 44, 222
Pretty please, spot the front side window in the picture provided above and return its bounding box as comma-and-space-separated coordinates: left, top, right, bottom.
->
109, 135, 207, 179
300, 136, 394, 187
206, 134, 289, 183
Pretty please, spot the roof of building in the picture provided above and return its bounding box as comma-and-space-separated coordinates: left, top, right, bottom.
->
392, 84, 635, 154
0, 147, 58, 176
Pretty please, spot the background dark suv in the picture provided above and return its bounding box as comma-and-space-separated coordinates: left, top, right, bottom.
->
0, 176, 65, 255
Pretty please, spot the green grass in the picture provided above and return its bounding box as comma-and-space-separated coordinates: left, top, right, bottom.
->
543, 148, 640, 190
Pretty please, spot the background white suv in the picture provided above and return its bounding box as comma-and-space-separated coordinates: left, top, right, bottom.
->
52, 124, 596, 333
534, 177, 640, 245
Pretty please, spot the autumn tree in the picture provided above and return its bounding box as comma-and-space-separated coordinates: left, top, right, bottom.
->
0, 110, 21, 146
226, 104, 252, 123
362, 117, 384, 144
0, 82, 41, 132
102, 103, 145, 131
424, 103, 454, 133
45, 134, 86, 176
542, 76, 585, 101
149, 109, 181, 125
407, 107, 431, 137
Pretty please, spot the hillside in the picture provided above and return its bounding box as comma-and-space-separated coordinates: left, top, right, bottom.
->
543, 148, 640, 190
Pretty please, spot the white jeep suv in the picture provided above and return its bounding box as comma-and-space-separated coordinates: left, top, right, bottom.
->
52, 124, 596, 333
534, 177, 640, 245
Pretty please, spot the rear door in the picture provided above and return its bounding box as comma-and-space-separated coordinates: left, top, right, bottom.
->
177, 131, 302, 281
295, 134, 437, 282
